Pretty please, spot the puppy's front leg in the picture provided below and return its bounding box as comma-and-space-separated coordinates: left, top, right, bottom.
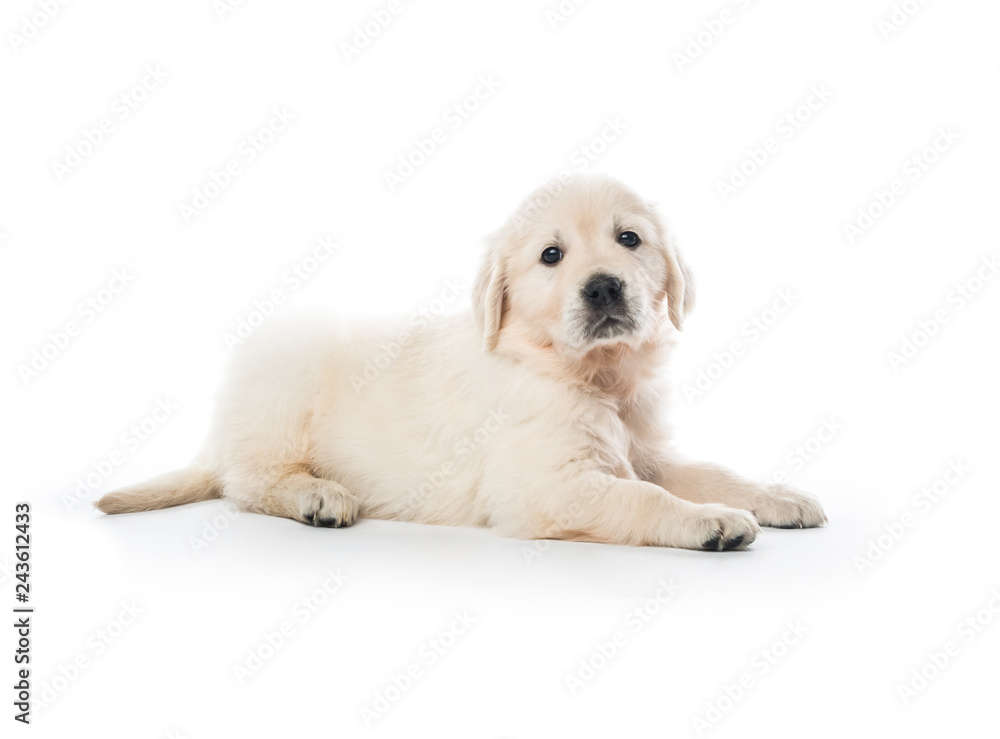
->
657, 458, 827, 529
497, 473, 760, 551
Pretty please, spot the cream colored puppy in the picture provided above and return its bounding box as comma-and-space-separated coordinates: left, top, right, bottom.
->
98, 175, 825, 550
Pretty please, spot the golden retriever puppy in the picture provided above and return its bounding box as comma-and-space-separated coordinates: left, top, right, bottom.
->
98, 175, 825, 550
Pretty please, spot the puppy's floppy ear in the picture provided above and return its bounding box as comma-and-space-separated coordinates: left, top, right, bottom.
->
472, 231, 508, 351
664, 242, 695, 331
650, 203, 695, 330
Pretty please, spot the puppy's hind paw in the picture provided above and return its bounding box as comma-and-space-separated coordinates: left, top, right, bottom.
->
298, 482, 360, 528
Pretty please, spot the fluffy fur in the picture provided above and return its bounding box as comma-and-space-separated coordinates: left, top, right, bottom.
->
97, 175, 826, 551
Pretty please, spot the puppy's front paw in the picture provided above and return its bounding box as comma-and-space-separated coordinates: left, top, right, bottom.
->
298, 482, 360, 528
753, 483, 826, 529
693, 505, 761, 551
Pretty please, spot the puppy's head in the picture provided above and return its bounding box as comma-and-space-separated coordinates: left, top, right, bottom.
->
473, 175, 694, 354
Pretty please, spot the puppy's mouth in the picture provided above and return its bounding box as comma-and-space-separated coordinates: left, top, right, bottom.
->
582, 310, 637, 341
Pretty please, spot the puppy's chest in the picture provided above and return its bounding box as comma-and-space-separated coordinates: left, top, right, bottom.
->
569, 396, 657, 477
607, 381, 672, 474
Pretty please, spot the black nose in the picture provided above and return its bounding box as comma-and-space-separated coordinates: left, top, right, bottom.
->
583, 274, 622, 308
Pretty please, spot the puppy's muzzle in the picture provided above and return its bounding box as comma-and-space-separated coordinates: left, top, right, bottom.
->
580, 273, 636, 340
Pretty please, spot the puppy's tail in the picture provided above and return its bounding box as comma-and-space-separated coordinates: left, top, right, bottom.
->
95, 467, 221, 515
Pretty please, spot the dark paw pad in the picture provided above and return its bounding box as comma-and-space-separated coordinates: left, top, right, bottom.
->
722, 535, 744, 550
316, 517, 342, 528
702, 534, 722, 551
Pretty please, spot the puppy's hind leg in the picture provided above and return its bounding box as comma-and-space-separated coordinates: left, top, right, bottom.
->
227, 468, 361, 528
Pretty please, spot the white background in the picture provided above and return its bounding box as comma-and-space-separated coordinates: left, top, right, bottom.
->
2, 0, 999, 736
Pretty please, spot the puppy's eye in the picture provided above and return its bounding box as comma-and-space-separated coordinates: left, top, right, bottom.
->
541, 246, 563, 265
618, 231, 640, 248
